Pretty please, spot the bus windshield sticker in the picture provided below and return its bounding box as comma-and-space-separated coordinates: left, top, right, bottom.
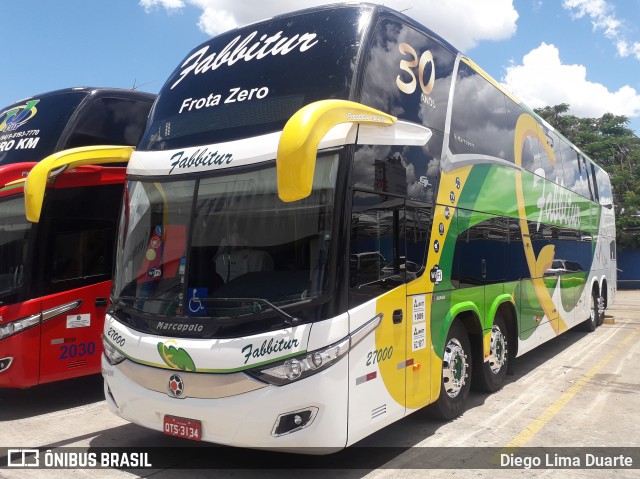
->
187, 288, 208, 316
412, 323, 426, 352
430, 265, 443, 285
138, 225, 164, 283
412, 295, 425, 324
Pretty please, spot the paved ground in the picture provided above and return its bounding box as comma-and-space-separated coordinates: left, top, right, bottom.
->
1, 290, 639, 478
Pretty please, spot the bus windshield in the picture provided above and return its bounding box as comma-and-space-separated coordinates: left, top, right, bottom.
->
0, 196, 30, 300
0, 91, 87, 165
114, 153, 339, 319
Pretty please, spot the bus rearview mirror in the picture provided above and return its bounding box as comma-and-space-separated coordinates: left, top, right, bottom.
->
24, 145, 134, 223
276, 100, 397, 203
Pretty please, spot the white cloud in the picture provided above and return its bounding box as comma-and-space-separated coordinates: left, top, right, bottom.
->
138, 0, 518, 52
502, 42, 640, 119
140, 0, 184, 11
563, 0, 640, 60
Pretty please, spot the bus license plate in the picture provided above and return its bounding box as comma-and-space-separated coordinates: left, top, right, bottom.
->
163, 415, 201, 441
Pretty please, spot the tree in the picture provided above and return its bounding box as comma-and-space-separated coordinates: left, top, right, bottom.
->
535, 105, 640, 248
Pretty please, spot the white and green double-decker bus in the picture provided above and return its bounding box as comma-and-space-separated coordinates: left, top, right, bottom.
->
102, 3, 616, 450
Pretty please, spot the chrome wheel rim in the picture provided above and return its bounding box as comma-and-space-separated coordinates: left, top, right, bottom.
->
442, 338, 468, 398
488, 324, 507, 374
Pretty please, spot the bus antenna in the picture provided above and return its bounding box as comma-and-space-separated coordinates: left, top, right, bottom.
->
131, 79, 156, 91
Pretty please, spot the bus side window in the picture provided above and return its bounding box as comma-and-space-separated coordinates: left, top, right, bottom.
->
590, 162, 600, 204
597, 167, 613, 207
349, 191, 405, 308
452, 212, 508, 287
548, 226, 592, 273
65, 97, 152, 149
560, 143, 580, 194
351, 143, 440, 203
505, 98, 540, 173
581, 155, 594, 201
449, 62, 513, 163
537, 126, 564, 183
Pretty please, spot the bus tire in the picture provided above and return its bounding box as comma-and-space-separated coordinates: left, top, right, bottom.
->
581, 290, 598, 332
473, 315, 509, 393
596, 289, 606, 327
431, 320, 472, 420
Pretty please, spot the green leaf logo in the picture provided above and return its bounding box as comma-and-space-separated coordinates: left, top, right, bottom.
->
157, 341, 196, 372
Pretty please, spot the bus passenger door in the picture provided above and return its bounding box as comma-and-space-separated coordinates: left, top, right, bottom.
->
35, 186, 121, 384
347, 191, 406, 445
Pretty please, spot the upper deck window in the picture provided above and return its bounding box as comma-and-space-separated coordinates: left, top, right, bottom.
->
140, 7, 368, 151
450, 62, 514, 163
65, 97, 152, 149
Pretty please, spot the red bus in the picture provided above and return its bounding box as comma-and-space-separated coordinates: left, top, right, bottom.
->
0, 87, 154, 387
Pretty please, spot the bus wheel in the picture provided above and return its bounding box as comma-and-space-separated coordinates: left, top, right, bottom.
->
596, 293, 605, 327
581, 291, 598, 332
474, 316, 509, 392
432, 321, 471, 420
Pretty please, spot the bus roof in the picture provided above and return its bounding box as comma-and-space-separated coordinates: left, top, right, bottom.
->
4, 87, 155, 111
0, 87, 155, 167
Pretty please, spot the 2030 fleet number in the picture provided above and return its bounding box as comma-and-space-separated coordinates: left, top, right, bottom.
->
366, 346, 394, 366
59, 341, 96, 359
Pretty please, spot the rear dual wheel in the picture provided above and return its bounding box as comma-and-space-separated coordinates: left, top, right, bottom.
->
596, 292, 606, 327
473, 316, 509, 393
431, 321, 472, 420
582, 290, 602, 332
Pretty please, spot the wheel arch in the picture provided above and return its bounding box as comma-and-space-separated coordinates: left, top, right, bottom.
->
443, 302, 483, 345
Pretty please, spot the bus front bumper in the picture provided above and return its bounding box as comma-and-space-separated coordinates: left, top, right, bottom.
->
101, 356, 349, 452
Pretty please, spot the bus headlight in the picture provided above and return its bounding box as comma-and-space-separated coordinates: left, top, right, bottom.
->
102, 336, 126, 365
246, 337, 350, 386
0, 314, 40, 340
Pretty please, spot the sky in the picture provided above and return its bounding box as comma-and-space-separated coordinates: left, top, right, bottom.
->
2, 0, 640, 136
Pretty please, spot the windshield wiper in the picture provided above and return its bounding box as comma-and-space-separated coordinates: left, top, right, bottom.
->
211, 297, 301, 326
109, 295, 175, 311
112, 295, 304, 326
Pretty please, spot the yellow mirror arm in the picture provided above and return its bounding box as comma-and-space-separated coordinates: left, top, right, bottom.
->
276, 100, 397, 202
25, 145, 134, 223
